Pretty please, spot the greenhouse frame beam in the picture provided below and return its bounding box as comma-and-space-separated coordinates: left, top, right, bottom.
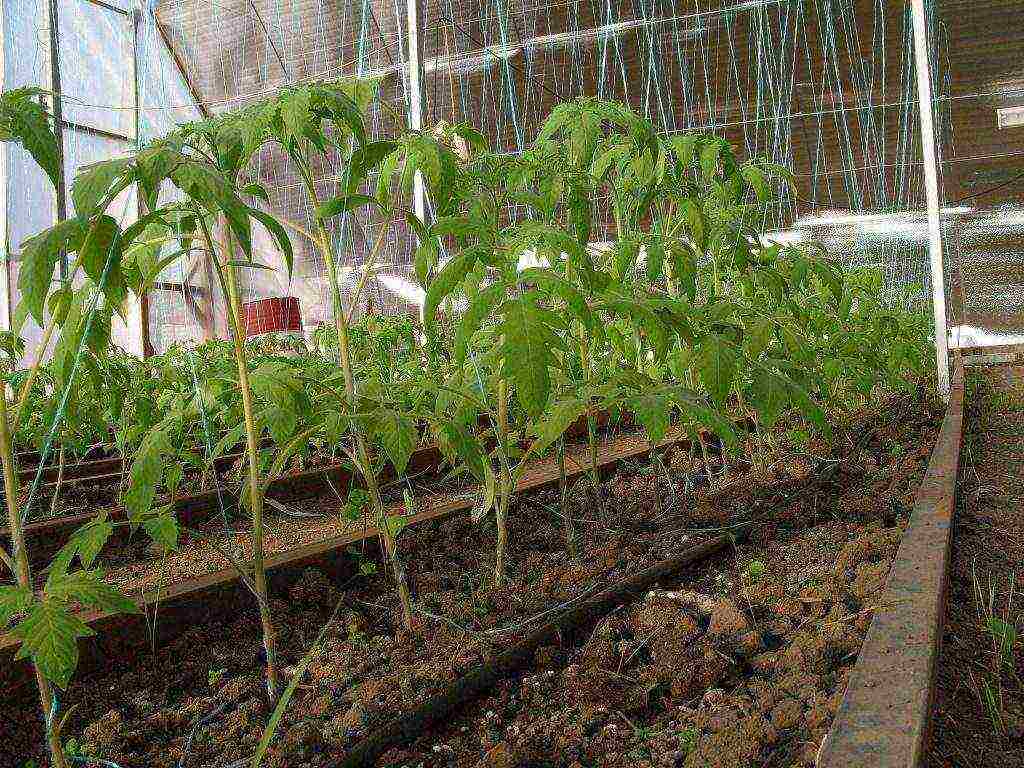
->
910, 0, 951, 399
0, 1, 7, 330
406, 0, 426, 223
154, 19, 212, 120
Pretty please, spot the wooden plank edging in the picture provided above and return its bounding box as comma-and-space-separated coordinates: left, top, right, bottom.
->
818, 367, 965, 768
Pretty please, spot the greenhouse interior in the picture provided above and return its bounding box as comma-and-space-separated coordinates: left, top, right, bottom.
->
1, 0, 1023, 766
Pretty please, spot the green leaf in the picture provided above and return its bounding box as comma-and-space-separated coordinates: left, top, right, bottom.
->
72, 157, 131, 216
437, 423, 489, 484
17, 218, 87, 324
740, 162, 769, 203
375, 409, 417, 476
699, 141, 721, 182
529, 398, 586, 456
45, 570, 138, 615
80, 215, 123, 287
745, 318, 774, 359
123, 427, 171, 518
455, 283, 504, 364
423, 250, 479, 333
645, 240, 665, 283
12, 600, 95, 689
2, 90, 61, 189
748, 369, 787, 428
248, 207, 294, 278
629, 391, 671, 443
500, 294, 563, 419
143, 512, 179, 552
518, 268, 597, 332
694, 336, 737, 404
430, 215, 487, 240
0, 586, 33, 626
668, 135, 699, 170
59, 518, 114, 571
316, 193, 377, 220
280, 87, 312, 143
352, 141, 399, 185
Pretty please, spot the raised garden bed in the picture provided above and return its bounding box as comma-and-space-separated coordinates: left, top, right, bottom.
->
1, 386, 946, 767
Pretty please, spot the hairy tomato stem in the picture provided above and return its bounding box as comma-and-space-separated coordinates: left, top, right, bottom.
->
0, 367, 70, 768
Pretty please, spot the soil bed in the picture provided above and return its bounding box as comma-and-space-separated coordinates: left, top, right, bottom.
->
3, 387, 942, 768
926, 370, 1024, 768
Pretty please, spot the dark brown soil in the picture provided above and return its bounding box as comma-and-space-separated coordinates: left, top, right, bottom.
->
3, 388, 943, 768
927, 369, 1024, 768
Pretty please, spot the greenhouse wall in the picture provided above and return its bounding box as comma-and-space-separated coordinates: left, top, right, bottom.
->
3, 0, 1024, 355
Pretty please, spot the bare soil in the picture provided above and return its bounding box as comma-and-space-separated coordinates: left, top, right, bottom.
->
3, 387, 943, 768
927, 369, 1024, 768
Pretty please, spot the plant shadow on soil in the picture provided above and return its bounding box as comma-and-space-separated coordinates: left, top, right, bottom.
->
3, 386, 945, 768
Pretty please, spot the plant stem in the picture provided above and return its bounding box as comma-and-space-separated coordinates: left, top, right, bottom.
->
577, 329, 602, 512
200, 214, 279, 697
494, 378, 510, 586
300, 167, 413, 626
556, 436, 576, 558
0, 380, 69, 768
49, 443, 65, 516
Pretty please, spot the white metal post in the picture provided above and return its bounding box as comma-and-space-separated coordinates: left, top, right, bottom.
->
406, 0, 426, 224
0, 0, 9, 331
910, 0, 951, 399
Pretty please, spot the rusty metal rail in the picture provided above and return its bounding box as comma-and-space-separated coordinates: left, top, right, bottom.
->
819, 365, 965, 768
0, 423, 705, 690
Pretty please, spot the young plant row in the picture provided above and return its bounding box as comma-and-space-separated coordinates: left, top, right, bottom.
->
0, 85, 931, 766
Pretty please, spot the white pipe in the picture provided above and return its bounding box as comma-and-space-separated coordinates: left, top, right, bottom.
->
0, 1, 9, 331
406, 0, 426, 225
910, 0, 950, 399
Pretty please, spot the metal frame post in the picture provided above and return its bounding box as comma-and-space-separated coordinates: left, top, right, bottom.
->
910, 0, 951, 399
0, 1, 9, 331
406, 0, 426, 224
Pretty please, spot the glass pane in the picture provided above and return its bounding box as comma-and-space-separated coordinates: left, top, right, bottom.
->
63, 128, 136, 220
7, 145, 56, 253
3, 0, 50, 90
58, 0, 135, 137
136, 13, 203, 141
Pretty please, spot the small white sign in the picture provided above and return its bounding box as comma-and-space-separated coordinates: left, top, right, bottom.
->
997, 106, 1024, 129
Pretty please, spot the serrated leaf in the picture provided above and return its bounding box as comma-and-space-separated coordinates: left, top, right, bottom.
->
280, 87, 312, 143
123, 427, 171, 518
17, 218, 87, 323
455, 283, 504, 364
0, 586, 33, 626
740, 162, 770, 203
518, 268, 597, 332
248, 207, 294, 278
3, 90, 61, 189
748, 369, 787, 428
80, 215, 122, 286
668, 135, 699, 170
375, 409, 416, 476
500, 294, 563, 419
629, 391, 671, 443
72, 156, 131, 216
45, 570, 138, 615
60, 518, 114, 571
695, 335, 737, 404
12, 600, 95, 688
423, 250, 479, 333
699, 141, 721, 182
530, 399, 586, 456
745, 318, 774, 359
143, 512, 179, 552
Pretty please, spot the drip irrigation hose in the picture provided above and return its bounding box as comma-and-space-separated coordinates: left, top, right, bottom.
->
334, 533, 735, 768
